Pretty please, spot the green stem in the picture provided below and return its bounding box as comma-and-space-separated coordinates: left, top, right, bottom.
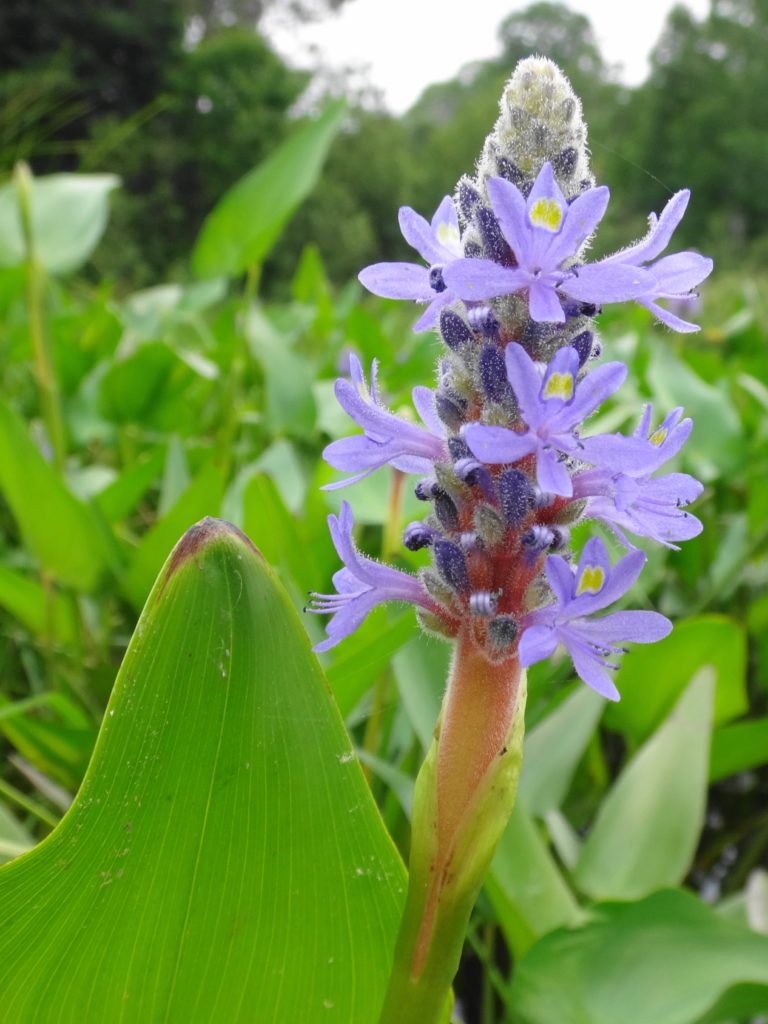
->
15, 162, 66, 473
383, 469, 405, 561
378, 630, 526, 1024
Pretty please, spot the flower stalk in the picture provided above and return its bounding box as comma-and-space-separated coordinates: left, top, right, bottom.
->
378, 631, 526, 1024
308, 55, 711, 1018
15, 162, 67, 473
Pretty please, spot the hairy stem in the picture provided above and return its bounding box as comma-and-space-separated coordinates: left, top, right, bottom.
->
378, 629, 526, 1024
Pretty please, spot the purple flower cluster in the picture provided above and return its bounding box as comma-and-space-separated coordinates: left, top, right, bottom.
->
307, 60, 710, 701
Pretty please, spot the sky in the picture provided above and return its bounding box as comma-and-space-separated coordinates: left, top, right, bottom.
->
264, 0, 710, 114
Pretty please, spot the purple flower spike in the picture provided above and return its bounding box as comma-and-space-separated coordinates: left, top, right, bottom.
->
444, 163, 652, 323
323, 354, 445, 488
307, 502, 434, 652
596, 191, 713, 332
463, 342, 626, 496
358, 196, 463, 332
574, 404, 704, 548
519, 537, 671, 700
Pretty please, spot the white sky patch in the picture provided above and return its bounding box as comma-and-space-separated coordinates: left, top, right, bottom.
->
263, 0, 710, 114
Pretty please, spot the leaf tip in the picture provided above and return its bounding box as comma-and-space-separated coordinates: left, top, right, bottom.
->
165, 517, 263, 581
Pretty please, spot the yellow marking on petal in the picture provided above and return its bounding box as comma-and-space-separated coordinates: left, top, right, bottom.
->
436, 222, 460, 249
649, 427, 667, 446
529, 197, 564, 232
576, 565, 605, 595
542, 372, 574, 401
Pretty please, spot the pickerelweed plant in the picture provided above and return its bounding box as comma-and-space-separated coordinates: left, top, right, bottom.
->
309, 57, 712, 1024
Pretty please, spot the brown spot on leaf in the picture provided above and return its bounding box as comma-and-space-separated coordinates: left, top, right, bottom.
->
162, 518, 263, 592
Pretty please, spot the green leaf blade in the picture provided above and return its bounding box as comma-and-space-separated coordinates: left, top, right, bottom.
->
575, 669, 715, 901
192, 101, 346, 278
0, 519, 404, 1022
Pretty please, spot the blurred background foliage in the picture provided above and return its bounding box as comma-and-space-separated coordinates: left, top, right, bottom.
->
1, 0, 767, 1021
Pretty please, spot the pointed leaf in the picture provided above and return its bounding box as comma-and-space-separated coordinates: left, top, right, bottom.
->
575, 669, 714, 901
192, 101, 346, 277
0, 520, 405, 1020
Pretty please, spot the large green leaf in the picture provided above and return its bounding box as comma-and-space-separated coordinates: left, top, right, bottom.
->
605, 615, 746, 743
0, 520, 405, 1021
486, 803, 583, 958
518, 686, 603, 817
710, 716, 768, 781
510, 889, 768, 1024
192, 101, 346, 277
0, 398, 116, 590
575, 669, 714, 901
0, 173, 119, 274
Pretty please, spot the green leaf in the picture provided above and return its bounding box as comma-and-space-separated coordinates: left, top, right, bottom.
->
605, 615, 746, 743
575, 669, 714, 901
0, 398, 116, 589
245, 306, 316, 436
121, 462, 225, 609
710, 717, 768, 781
0, 564, 78, 644
647, 341, 742, 481
485, 804, 584, 958
518, 686, 603, 817
93, 448, 165, 524
0, 520, 405, 1020
0, 693, 94, 790
510, 889, 768, 1024
0, 804, 33, 865
192, 101, 346, 277
0, 173, 119, 274
326, 610, 416, 718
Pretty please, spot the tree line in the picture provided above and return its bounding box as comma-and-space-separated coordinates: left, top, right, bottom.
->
2, 0, 766, 288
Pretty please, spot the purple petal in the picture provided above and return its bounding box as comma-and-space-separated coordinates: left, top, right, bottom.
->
645, 471, 703, 505
536, 449, 573, 496
398, 206, 444, 264
545, 554, 576, 605
443, 259, 528, 301
644, 252, 713, 295
579, 610, 672, 645
640, 299, 701, 334
348, 353, 366, 392
391, 454, 435, 475
561, 262, 653, 304
545, 186, 610, 267
359, 262, 432, 301
566, 637, 621, 701
552, 361, 627, 431
579, 433, 663, 474
541, 346, 580, 412
528, 280, 566, 323
607, 190, 690, 266
518, 624, 558, 666
635, 404, 653, 440
463, 422, 536, 464
412, 291, 452, 332
430, 196, 462, 258
572, 547, 646, 616
412, 385, 443, 437
504, 342, 545, 427
486, 176, 531, 262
